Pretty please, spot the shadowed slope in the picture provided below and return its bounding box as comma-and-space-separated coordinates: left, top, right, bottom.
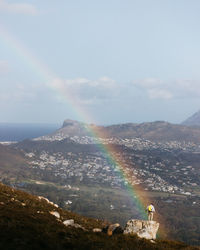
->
0, 183, 198, 250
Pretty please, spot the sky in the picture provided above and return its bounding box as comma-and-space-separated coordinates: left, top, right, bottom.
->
0, 0, 200, 125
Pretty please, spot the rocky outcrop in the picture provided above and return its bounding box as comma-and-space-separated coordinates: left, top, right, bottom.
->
63, 219, 86, 230
38, 196, 59, 208
123, 220, 159, 240
102, 223, 123, 236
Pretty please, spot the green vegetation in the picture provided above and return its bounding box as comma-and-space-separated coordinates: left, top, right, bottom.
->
9, 180, 200, 246
0, 182, 199, 250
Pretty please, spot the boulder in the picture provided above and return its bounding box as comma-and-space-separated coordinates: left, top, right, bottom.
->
63, 219, 86, 231
73, 223, 86, 230
103, 223, 121, 236
93, 228, 102, 233
49, 211, 60, 219
63, 219, 74, 226
123, 219, 159, 240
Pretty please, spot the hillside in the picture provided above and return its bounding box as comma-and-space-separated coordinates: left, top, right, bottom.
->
0, 182, 198, 250
106, 121, 200, 142
6, 120, 200, 246
35, 119, 200, 143
0, 144, 29, 182
2, 119, 200, 246
0, 144, 43, 184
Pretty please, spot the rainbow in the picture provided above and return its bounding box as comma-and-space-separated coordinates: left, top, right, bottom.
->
0, 25, 153, 220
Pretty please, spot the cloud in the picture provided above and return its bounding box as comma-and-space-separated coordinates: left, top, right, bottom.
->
132, 78, 200, 100
148, 89, 173, 100
49, 77, 120, 105
48, 76, 200, 105
174, 79, 200, 98
0, 0, 37, 15
0, 60, 9, 74
132, 78, 173, 100
0, 83, 40, 105
3, 76, 200, 110
134, 78, 163, 88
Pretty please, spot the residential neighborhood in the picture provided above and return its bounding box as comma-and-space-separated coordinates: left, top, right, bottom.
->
26, 135, 200, 197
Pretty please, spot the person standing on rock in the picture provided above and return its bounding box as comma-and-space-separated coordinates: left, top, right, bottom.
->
146, 203, 155, 221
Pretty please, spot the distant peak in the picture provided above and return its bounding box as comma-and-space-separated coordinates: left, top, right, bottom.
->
62, 119, 83, 128
182, 110, 200, 126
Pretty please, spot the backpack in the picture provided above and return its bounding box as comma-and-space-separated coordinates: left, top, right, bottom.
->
148, 205, 153, 212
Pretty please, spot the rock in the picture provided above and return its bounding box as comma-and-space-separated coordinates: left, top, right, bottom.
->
49, 211, 60, 219
124, 219, 159, 240
38, 196, 59, 208
38, 196, 49, 202
63, 219, 85, 230
63, 219, 74, 226
93, 228, 102, 233
104, 223, 121, 236
73, 223, 85, 230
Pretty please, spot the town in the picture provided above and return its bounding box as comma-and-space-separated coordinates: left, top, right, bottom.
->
24, 135, 200, 197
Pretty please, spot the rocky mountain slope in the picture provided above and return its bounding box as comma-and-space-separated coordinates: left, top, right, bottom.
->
106, 121, 200, 142
0, 182, 198, 250
182, 110, 200, 127
35, 119, 200, 143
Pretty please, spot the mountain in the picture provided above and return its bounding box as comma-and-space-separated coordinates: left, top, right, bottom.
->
0, 182, 198, 250
182, 110, 200, 127
106, 121, 200, 142
34, 119, 104, 140
35, 119, 200, 143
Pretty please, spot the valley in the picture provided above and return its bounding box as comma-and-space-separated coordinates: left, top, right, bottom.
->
0, 120, 200, 246
15, 137, 200, 196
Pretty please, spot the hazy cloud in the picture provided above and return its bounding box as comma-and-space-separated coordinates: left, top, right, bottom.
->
132, 78, 200, 100
2, 76, 200, 111
50, 77, 120, 105
0, 83, 39, 105
134, 78, 163, 88
48, 76, 200, 105
132, 78, 173, 100
0, 60, 9, 74
148, 89, 173, 100
174, 79, 200, 98
0, 0, 37, 15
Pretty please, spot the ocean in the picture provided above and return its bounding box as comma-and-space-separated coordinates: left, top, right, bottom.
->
0, 123, 60, 142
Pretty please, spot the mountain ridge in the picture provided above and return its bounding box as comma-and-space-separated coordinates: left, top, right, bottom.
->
35, 119, 200, 143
